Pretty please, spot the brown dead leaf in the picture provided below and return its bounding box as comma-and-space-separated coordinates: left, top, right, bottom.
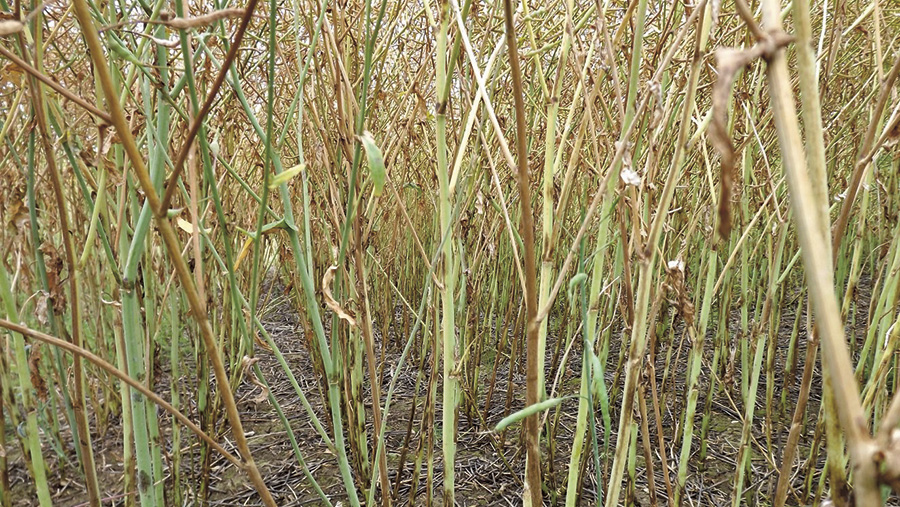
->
33, 293, 50, 326
39, 242, 67, 313
1, 61, 24, 85
665, 260, 695, 327
7, 198, 29, 234
322, 265, 356, 327
29, 342, 48, 402
885, 115, 900, 149
710, 31, 793, 241
241, 356, 269, 404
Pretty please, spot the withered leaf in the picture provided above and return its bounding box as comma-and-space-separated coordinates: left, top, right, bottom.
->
710, 32, 793, 241
33, 293, 49, 326
322, 265, 356, 327
29, 342, 48, 402
39, 242, 67, 313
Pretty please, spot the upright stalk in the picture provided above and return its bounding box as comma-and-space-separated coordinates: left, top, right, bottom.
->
501, 0, 541, 503
760, 0, 879, 504
434, 0, 459, 504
